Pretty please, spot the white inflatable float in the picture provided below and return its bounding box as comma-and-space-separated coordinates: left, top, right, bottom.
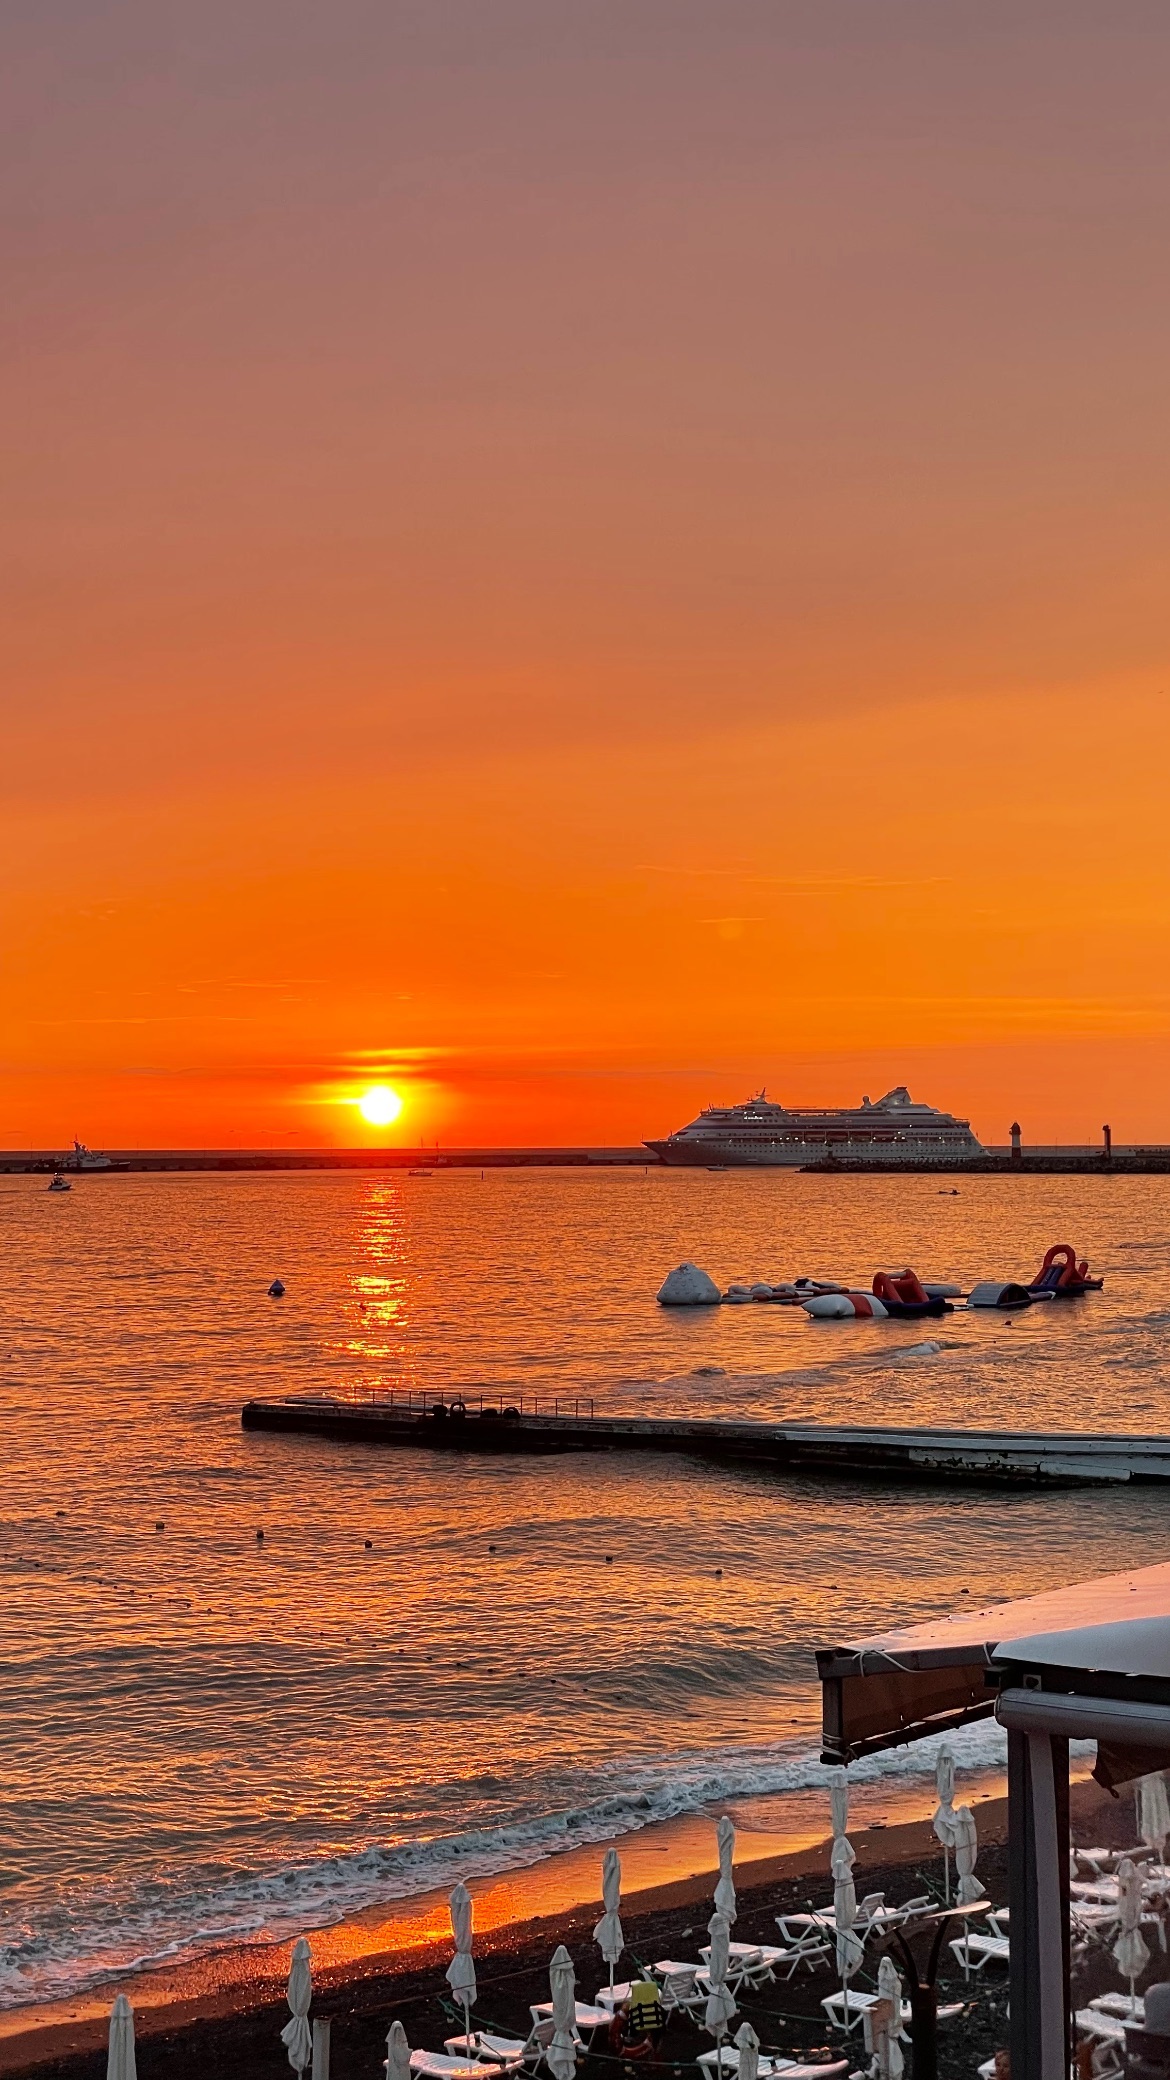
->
657, 1262, 722, 1306
803, 1290, 890, 1319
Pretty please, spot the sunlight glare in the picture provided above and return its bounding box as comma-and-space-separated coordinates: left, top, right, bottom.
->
358, 1085, 402, 1127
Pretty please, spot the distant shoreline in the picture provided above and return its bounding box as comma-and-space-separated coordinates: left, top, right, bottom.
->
4, 1146, 1170, 1173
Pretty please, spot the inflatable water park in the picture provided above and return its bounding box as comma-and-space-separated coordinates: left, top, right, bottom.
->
656, 1241, 1103, 1316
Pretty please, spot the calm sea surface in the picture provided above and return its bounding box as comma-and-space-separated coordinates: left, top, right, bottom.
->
1, 1166, 1169, 2004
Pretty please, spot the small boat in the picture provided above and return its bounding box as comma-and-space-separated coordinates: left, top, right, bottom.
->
408, 1168, 432, 1178
48, 1174, 71, 1192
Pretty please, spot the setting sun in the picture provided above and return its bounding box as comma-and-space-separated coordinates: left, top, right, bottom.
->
357, 1085, 402, 1127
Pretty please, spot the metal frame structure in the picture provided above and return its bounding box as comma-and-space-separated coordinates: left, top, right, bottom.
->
816, 1560, 1170, 2078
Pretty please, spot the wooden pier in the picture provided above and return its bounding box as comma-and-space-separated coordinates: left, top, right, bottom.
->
240, 1394, 1170, 1487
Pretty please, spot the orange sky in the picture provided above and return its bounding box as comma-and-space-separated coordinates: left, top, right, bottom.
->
3, 2, 1170, 1148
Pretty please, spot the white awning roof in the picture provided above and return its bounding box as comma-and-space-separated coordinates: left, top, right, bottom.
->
818, 1559, 1170, 1764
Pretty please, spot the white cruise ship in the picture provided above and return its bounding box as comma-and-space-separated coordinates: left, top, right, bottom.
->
645, 1086, 983, 1167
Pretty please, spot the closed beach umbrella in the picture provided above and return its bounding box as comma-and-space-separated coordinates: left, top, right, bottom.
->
281, 1937, 313, 2075
705, 1910, 737, 2041
828, 1768, 851, 1849
954, 1805, 985, 1906
1140, 1773, 1170, 1864
1114, 1857, 1151, 1997
593, 1848, 624, 1986
548, 1943, 577, 2080
734, 2021, 760, 2080
107, 1993, 137, 2080
832, 1841, 863, 1982
447, 1883, 477, 2045
932, 1744, 958, 1843
932, 1743, 959, 1902
386, 2021, 411, 2080
714, 1815, 737, 1924
866, 1957, 904, 2080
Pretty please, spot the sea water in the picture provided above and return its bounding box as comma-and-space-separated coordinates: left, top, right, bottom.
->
1, 1165, 1168, 2004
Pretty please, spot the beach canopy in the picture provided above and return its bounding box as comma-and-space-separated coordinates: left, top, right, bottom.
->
447, 1884, 477, 2012
107, 1993, 137, 2080
734, 2021, 760, 2080
281, 1937, 313, 2075
1114, 1857, 1150, 1992
714, 1815, 737, 1924
704, 1911, 737, 2037
817, 1553, 1170, 2080
1139, 1771, 1170, 1861
817, 1558, 1170, 1786
593, 1848, 624, 1970
548, 1943, 577, 2080
386, 2021, 412, 2080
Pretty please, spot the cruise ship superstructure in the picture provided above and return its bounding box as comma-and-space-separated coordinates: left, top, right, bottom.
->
645, 1086, 984, 1167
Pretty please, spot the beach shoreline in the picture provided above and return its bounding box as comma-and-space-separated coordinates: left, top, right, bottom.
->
0, 1799, 967, 2074
0, 1762, 1131, 2076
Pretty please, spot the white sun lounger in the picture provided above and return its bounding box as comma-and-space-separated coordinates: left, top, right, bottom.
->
592, 1983, 633, 2013
698, 2057, 849, 2080
1076, 2009, 1126, 2044
949, 1930, 1010, 1973
529, 2002, 610, 2041
697, 2051, 785, 2077
444, 2037, 527, 2072
1089, 1994, 1144, 2022
409, 2056, 501, 2080
820, 1988, 913, 2034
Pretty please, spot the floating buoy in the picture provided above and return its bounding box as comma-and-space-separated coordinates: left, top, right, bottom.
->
255, 1529, 264, 1542
364, 1539, 373, 1549
489, 1543, 497, 1552
155, 1520, 165, 1530
605, 1554, 613, 1564
657, 1263, 722, 1306
268, 1279, 286, 1298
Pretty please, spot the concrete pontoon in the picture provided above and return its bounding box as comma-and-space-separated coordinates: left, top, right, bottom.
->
241, 1392, 1170, 1488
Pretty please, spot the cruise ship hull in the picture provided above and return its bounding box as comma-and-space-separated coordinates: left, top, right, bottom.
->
647, 1137, 812, 1167
644, 1136, 974, 1167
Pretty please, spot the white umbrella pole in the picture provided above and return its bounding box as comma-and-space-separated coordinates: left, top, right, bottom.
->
464, 1994, 472, 2054
944, 1844, 951, 1906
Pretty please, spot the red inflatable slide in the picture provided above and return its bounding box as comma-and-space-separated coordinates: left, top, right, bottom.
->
1028, 1243, 1103, 1297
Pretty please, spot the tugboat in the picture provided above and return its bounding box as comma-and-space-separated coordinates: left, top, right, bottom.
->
65, 1140, 111, 1172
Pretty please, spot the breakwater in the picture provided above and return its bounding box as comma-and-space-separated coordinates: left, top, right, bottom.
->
0, 1146, 657, 1175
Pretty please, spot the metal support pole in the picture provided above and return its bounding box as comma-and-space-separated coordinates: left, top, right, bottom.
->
312, 2018, 331, 2080
1008, 1728, 1070, 2080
